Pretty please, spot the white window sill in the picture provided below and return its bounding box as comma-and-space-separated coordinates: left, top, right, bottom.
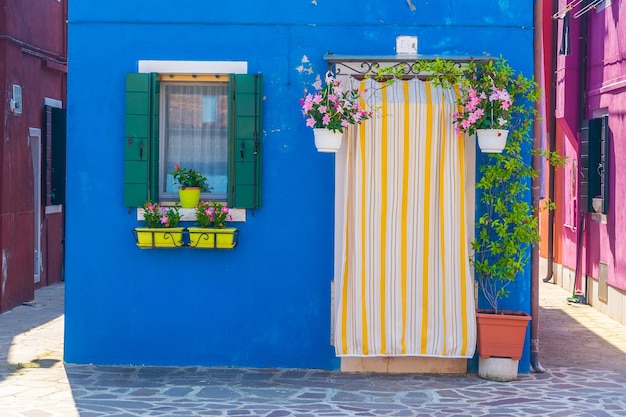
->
590, 212, 607, 223
45, 204, 63, 214
137, 208, 246, 223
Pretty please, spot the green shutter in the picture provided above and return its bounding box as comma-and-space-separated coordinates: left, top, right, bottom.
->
228, 74, 263, 209
580, 116, 609, 214
50, 107, 67, 206
149, 74, 160, 201
124, 73, 159, 206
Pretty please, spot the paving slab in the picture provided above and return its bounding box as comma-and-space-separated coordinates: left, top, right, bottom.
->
0, 281, 626, 416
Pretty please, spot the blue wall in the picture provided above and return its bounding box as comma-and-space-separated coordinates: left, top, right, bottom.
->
65, 1, 535, 370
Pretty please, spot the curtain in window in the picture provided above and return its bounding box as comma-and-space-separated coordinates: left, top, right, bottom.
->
334, 78, 476, 358
162, 83, 228, 198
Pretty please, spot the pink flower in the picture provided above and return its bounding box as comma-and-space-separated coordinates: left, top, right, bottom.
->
300, 73, 371, 132
160, 215, 168, 224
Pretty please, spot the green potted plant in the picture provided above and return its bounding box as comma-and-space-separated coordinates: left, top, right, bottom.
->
188, 200, 237, 249
134, 201, 183, 248
300, 71, 372, 152
171, 163, 209, 208
469, 60, 565, 381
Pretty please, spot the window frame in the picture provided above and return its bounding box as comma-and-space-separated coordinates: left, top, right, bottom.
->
124, 61, 262, 210
158, 76, 230, 203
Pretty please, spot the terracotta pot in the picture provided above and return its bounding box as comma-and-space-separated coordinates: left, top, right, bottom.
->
476, 310, 531, 360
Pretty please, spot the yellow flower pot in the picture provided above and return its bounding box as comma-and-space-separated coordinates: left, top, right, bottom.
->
188, 227, 237, 249
134, 227, 184, 248
178, 187, 201, 208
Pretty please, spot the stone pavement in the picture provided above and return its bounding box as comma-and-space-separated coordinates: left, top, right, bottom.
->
1, 281, 626, 417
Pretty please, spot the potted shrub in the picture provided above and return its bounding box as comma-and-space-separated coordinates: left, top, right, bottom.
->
134, 201, 183, 248
469, 60, 565, 381
300, 71, 372, 152
188, 200, 237, 249
171, 163, 209, 208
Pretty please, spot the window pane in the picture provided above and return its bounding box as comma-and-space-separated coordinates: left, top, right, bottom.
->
160, 82, 228, 201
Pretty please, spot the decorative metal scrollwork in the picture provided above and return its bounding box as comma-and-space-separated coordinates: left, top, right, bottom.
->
324, 53, 491, 79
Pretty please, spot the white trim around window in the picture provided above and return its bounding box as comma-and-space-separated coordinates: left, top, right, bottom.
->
137, 60, 248, 74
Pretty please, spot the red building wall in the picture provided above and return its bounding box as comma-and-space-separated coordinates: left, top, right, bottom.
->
0, 0, 67, 312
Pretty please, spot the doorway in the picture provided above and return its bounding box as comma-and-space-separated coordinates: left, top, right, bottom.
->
29, 128, 42, 284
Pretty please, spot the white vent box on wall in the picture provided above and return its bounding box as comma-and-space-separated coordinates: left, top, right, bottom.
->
396, 36, 418, 55
10, 84, 22, 114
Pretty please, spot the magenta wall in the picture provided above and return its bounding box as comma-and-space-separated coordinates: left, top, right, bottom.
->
554, 0, 582, 273
554, 0, 626, 291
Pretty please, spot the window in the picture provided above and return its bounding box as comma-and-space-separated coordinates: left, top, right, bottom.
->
124, 71, 262, 209
580, 115, 609, 214
159, 79, 229, 201
43, 104, 66, 206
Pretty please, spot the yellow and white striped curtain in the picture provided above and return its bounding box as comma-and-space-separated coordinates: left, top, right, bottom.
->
334, 78, 476, 358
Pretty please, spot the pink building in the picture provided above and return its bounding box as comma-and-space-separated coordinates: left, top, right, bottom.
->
0, 0, 67, 312
546, 0, 626, 324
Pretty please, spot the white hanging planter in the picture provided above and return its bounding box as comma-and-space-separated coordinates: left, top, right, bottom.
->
592, 197, 604, 213
313, 128, 343, 153
476, 129, 509, 153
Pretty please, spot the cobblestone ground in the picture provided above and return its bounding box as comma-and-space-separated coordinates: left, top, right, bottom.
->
1, 281, 626, 417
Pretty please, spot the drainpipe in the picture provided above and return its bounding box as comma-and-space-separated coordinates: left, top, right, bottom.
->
530, 0, 547, 373
571, 0, 590, 303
